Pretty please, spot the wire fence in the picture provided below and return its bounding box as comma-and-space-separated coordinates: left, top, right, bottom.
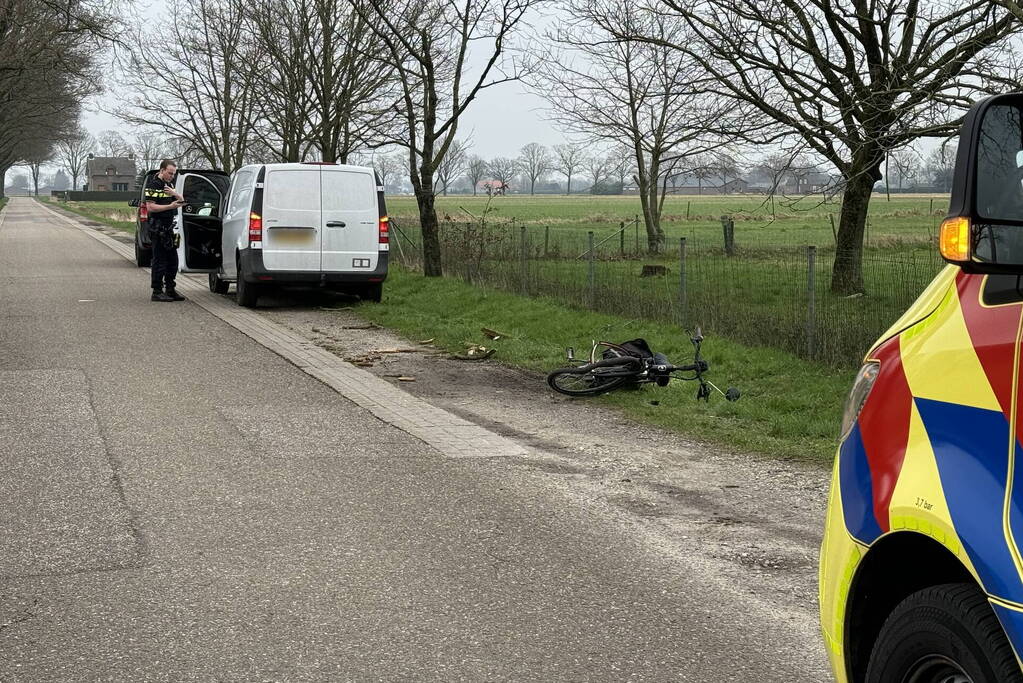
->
388, 216, 944, 366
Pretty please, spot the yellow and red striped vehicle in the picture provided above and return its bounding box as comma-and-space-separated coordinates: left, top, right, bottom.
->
821, 94, 1023, 682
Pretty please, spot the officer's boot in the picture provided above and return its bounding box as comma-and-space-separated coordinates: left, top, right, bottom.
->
152, 290, 174, 302
165, 288, 186, 301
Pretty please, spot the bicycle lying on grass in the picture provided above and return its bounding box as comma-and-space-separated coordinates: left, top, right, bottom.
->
546, 327, 740, 401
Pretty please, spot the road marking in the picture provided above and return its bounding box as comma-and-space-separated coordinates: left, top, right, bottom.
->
35, 201, 528, 459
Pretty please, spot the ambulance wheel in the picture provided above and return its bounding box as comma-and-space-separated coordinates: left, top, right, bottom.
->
236, 263, 260, 308
135, 239, 151, 268
865, 583, 1023, 683
209, 272, 230, 294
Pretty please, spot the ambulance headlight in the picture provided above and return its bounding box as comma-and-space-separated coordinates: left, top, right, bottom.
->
840, 362, 879, 442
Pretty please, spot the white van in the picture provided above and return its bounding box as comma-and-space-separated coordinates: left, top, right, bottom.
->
162, 162, 388, 307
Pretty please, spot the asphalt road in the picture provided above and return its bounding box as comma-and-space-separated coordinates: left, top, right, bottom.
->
0, 197, 826, 681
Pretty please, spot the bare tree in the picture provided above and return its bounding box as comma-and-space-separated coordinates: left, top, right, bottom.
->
487, 157, 519, 192
583, 154, 610, 191
373, 152, 406, 191
926, 144, 958, 193
607, 146, 633, 190
711, 152, 739, 194
889, 149, 920, 193
304, 0, 398, 162
465, 155, 488, 196
22, 141, 53, 195
518, 142, 551, 195
530, 3, 725, 251
436, 139, 468, 195
117, 0, 255, 172
56, 127, 94, 191
349, 0, 546, 276
553, 142, 585, 195
614, 0, 1023, 291
132, 132, 167, 173
96, 130, 130, 157
0, 0, 106, 197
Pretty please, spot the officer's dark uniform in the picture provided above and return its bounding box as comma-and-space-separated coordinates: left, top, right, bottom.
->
144, 175, 179, 296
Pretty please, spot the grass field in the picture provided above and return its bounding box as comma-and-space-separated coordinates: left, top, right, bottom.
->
386, 193, 949, 250
43, 193, 949, 250
358, 268, 852, 462
39, 198, 136, 232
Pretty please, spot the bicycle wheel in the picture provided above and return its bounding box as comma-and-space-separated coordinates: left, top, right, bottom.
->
547, 365, 631, 396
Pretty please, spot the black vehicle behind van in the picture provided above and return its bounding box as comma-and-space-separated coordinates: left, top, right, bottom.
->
130, 169, 230, 267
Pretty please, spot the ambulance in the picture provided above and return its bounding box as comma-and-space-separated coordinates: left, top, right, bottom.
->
821, 94, 1023, 682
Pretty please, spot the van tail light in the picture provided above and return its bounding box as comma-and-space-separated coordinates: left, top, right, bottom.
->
379, 216, 389, 245
139, 202, 149, 221
249, 212, 263, 247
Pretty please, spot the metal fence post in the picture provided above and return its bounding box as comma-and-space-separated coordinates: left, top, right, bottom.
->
806, 245, 817, 359
587, 231, 595, 308
620, 221, 625, 256
520, 226, 528, 295
635, 215, 640, 254
544, 225, 550, 257
679, 237, 687, 326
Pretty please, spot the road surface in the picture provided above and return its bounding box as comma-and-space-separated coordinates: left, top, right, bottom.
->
0, 197, 830, 681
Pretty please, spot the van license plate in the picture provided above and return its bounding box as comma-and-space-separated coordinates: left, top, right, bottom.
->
353, 258, 370, 268
274, 231, 314, 245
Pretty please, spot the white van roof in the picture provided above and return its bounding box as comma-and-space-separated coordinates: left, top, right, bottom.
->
259, 162, 375, 174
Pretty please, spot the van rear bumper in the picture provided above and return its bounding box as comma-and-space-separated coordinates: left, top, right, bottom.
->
238, 248, 388, 285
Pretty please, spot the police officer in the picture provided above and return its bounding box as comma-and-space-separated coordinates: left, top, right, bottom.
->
144, 159, 187, 302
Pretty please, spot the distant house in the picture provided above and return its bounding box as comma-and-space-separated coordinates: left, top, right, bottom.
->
85, 156, 137, 192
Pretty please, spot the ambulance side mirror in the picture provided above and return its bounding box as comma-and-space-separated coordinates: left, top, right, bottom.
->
942, 93, 1023, 273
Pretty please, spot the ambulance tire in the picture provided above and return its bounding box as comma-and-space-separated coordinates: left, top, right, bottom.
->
236, 261, 260, 308
865, 583, 1023, 683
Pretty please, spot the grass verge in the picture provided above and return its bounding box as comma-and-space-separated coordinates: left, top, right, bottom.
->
37, 197, 136, 233
358, 267, 853, 462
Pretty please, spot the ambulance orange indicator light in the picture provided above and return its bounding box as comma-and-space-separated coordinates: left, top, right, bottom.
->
939, 216, 971, 261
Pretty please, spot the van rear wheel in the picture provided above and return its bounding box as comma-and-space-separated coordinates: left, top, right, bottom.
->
865, 583, 1023, 683
236, 263, 260, 308
359, 283, 382, 303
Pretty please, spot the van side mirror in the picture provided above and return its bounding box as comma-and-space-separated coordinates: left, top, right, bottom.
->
128, 198, 139, 208
942, 93, 1023, 273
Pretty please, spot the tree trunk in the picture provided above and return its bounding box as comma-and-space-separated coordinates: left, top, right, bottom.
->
0, 167, 6, 199
566, 174, 571, 196
831, 167, 880, 295
417, 188, 443, 277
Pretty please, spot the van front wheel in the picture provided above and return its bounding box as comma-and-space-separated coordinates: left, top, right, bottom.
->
209, 272, 230, 294
865, 583, 1023, 683
236, 262, 260, 308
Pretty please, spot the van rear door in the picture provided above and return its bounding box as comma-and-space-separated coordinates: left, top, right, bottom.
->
320, 168, 379, 273
175, 173, 225, 273
261, 166, 321, 272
